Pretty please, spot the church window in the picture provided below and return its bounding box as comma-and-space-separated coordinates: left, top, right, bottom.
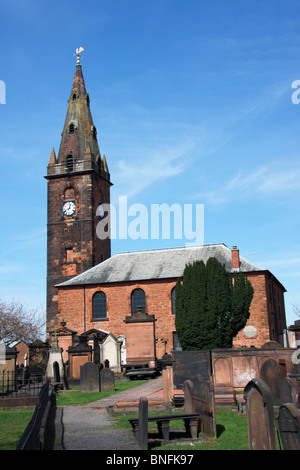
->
131, 288, 146, 315
64, 187, 75, 200
171, 287, 176, 315
66, 248, 74, 263
69, 123, 75, 134
91, 126, 97, 139
92, 291, 107, 320
66, 154, 74, 172
72, 93, 77, 101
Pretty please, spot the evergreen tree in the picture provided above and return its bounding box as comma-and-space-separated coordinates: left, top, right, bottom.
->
175, 257, 254, 350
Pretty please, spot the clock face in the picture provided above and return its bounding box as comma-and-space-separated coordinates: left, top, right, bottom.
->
63, 200, 76, 217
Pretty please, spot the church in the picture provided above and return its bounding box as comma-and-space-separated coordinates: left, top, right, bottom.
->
45, 53, 287, 372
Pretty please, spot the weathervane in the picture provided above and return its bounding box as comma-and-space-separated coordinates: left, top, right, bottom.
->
75, 47, 84, 64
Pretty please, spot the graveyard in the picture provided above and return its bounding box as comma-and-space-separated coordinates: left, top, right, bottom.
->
1, 336, 300, 450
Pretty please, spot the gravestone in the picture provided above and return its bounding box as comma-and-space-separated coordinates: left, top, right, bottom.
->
100, 367, 115, 392
138, 397, 148, 450
183, 374, 216, 438
259, 358, 284, 405
183, 380, 195, 414
173, 350, 211, 390
244, 378, 277, 450
279, 377, 293, 405
278, 403, 300, 450
194, 374, 216, 437
288, 373, 300, 409
80, 362, 100, 392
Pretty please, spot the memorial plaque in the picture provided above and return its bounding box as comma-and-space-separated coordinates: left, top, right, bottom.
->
244, 378, 277, 450
278, 403, 300, 450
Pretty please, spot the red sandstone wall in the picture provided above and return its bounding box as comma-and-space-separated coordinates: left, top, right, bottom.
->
57, 271, 286, 360
233, 272, 286, 348
57, 279, 177, 358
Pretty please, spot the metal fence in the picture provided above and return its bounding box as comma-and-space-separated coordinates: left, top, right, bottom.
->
0, 370, 44, 397
16, 379, 51, 450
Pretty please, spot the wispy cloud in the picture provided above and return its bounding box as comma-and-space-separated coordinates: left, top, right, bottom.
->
112, 139, 194, 202
196, 162, 300, 205
0, 228, 46, 261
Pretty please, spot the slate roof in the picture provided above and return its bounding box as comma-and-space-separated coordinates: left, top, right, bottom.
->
57, 243, 263, 287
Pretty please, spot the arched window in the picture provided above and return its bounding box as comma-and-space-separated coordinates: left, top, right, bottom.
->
131, 288, 146, 315
91, 125, 97, 139
66, 154, 73, 172
171, 287, 176, 315
92, 292, 107, 320
64, 187, 75, 200
69, 123, 75, 134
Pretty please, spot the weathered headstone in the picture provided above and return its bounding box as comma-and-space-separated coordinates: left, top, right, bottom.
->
193, 374, 216, 438
244, 378, 277, 450
80, 362, 100, 392
183, 379, 195, 414
138, 397, 148, 450
173, 350, 211, 390
259, 358, 284, 405
99, 367, 115, 392
278, 403, 300, 450
184, 374, 216, 438
279, 377, 293, 405
288, 373, 300, 408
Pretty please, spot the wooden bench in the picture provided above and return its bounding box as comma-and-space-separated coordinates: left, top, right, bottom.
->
129, 413, 200, 442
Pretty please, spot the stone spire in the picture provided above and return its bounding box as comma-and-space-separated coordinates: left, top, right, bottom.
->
48, 50, 109, 181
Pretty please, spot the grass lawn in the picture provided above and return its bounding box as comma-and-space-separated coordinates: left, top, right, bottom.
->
114, 408, 249, 450
0, 379, 147, 450
0, 408, 34, 450
0, 380, 251, 451
55, 379, 147, 406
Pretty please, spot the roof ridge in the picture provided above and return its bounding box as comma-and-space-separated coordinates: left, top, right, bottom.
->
115, 243, 228, 257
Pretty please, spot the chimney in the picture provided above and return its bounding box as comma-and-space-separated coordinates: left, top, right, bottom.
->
231, 246, 240, 271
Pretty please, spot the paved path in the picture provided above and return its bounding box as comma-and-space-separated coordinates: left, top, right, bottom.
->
54, 377, 163, 450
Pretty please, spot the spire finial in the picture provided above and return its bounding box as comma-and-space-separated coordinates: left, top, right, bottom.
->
75, 47, 84, 65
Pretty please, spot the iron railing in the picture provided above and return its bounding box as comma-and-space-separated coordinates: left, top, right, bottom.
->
16, 379, 51, 450
0, 370, 44, 397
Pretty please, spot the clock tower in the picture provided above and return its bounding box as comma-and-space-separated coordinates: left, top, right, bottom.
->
45, 51, 112, 333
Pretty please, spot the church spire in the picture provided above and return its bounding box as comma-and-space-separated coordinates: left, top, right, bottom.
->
48, 48, 109, 182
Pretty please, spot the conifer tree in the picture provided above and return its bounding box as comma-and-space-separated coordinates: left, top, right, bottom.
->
175, 257, 254, 350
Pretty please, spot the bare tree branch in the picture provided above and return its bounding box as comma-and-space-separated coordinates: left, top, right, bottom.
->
0, 297, 45, 345
292, 302, 300, 319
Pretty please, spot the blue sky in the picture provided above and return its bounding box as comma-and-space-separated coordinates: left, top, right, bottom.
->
0, 0, 299, 327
